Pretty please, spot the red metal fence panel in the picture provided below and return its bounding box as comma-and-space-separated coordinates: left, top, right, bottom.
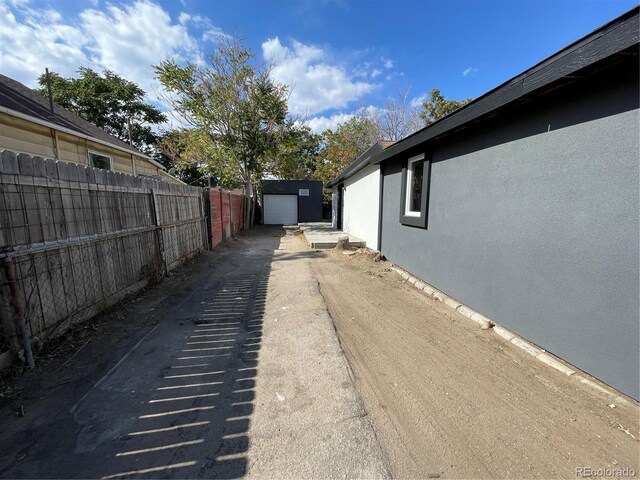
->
209, 187, 246, 248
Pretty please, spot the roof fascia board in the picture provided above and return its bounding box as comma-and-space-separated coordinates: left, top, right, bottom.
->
522, 13, 638, 93
327, 157, 370, 187
373, 9, 639, 164
0, 105, 166, 170
327, 157, 379, 188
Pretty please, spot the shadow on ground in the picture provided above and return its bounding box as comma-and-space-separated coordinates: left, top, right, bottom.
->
0, 226, 283, 479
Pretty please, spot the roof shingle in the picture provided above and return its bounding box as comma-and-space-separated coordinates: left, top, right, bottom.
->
0, 73, 149, 157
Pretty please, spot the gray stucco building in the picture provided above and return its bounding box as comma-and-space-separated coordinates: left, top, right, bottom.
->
342, 8, 638, 398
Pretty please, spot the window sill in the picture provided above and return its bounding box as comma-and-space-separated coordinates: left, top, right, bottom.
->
400, 213, 427, 228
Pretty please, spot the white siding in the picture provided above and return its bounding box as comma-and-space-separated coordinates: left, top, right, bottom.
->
0, 112, 183, 182
342, 164, 380, 250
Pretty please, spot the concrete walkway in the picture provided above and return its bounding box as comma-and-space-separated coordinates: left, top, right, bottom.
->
299, 222, 366, 249
0, 227, 388, 479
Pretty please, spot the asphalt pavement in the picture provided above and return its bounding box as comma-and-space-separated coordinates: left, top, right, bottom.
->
0, 226, 389, 479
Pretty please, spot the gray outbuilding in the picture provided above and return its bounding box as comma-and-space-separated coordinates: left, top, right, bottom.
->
362, 8, 638, 399
262, 180, 323, 225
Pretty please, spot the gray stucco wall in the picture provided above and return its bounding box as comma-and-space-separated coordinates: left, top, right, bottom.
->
262, 180, 323, 222
380, 64, 639, 399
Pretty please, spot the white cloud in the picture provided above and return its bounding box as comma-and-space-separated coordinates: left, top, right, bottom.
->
0, 2, 91, 85
462, 67, 479, 77
0, 0, 215, 105
305, 112, 354, 134
410, 93, 427, 108
178, 12, 228, 43
262, 37, 375, 116
79, 1, 200, 95
202, 27, 227, 43
1, 0, 388, 131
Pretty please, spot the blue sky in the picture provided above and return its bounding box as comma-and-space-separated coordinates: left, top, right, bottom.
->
1, 0, 636, 133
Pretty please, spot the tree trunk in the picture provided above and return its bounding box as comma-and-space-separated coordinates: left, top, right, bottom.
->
250, 191, 258, 227
243, 182, 252, 229
335, 236, 350, 250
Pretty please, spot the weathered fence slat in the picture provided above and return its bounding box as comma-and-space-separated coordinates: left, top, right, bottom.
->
1, 150, 248, 364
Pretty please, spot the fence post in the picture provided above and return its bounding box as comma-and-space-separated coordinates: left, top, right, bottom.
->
219, 188, 224, 242
3, 255, 34, 368
227, 191, 232, 238
202, 188, 211, 250
150, 189, 168, 277
243, 193, 247, 231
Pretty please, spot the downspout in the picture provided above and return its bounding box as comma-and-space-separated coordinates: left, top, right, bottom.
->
131, 154, 137, 176
2, 255, 34, 368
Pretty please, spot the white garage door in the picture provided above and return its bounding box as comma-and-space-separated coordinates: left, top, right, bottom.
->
263, 194, 298, 225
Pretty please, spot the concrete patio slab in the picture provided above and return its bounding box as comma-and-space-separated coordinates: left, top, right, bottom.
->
298, 222, 367, 249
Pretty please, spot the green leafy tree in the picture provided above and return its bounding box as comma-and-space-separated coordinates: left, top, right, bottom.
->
157, 129, 219, 186
273, 123, 321, 180
420, 88, 472, 125
170, 163, 212, 187
155, 37, 290, 225
316, 116, 378, 188
36, 68, 166, 154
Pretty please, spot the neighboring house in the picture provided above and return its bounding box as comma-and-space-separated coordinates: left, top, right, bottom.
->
262, 180, 323, 225
329, 7, 639, 399
327, 140, 394, 250
0, 74, 182, 183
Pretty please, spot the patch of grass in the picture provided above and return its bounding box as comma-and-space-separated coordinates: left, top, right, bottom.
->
363, 269, 385, 278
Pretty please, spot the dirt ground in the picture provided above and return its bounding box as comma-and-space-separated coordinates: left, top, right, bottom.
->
313, 248, 640, 479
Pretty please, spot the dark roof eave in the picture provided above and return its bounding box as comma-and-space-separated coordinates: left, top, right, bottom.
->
326, 141, 394, 188
373, 6, 639, 164
326, 155, 379, 188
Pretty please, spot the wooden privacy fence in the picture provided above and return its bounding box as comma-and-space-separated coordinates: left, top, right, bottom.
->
0, 150, 231, 368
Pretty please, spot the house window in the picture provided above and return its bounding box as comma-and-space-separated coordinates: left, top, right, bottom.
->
400, 153, 430, 228
405, 155, 425, 216
88, 151, 112, 171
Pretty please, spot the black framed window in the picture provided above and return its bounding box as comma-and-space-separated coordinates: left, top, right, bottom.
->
400, 153, 430, 228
